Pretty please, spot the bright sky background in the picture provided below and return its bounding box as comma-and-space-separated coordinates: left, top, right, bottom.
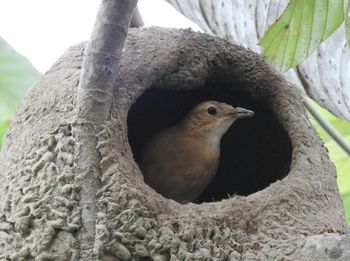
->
0, 0, 201, 73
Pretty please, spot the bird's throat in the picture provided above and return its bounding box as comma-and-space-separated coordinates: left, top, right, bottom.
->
207, 119, 234, 146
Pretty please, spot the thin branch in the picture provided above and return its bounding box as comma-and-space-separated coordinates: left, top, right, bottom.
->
76, 0, 138, 258
296, 67, 350, 157
130, 7, 144, 28
304, 98, 350, 156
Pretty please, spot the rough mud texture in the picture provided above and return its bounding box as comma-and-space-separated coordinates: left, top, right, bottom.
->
0, 27, 349, 260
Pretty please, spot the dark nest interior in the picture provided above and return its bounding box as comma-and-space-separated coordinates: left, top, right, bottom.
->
127, 81, 292, 203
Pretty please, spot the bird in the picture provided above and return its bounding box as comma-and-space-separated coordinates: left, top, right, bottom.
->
140, 101, 254, 204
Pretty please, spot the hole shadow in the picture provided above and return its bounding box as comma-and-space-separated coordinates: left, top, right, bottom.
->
127, 84, 292, 203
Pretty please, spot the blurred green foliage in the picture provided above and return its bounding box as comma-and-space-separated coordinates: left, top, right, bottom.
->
309, 101, 350, 223
343, 193, 350, 223
345, 0, 350, 47
0, 37, 41, 146
0, 35, 349, 223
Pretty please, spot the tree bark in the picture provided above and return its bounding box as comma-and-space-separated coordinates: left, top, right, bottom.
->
77, 0, 137, 258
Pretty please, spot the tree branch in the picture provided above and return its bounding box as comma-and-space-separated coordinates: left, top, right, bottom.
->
304, 98, 350, 156
130, 7, 144, 28
78, 0, 138, 123
76, 0, 138, 258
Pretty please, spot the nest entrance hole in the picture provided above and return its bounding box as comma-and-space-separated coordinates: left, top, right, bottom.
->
127, 85, 292, 203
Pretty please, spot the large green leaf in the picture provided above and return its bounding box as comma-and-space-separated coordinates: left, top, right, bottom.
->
259, 0, 345, 72
0, 36, 41, 145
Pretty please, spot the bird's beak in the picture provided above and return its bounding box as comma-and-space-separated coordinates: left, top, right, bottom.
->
232, 107, 254, 119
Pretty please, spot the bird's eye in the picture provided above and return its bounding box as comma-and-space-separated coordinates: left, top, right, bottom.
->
207, 106, 217, 115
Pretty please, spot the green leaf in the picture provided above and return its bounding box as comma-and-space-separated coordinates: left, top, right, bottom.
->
259, 0, 345, 72
0, 36, 41, 146
346, 0, 350, 45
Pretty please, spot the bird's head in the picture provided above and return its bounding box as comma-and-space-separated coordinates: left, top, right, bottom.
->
183, 101, 254, 144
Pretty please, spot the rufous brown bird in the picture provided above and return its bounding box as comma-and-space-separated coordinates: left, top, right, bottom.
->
140, 101, 254, 203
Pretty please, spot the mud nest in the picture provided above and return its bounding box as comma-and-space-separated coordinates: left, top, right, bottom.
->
1, 27, 347, 260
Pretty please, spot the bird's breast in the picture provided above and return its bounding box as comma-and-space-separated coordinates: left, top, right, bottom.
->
141, 127, 221, 202
169, 139, 220, 200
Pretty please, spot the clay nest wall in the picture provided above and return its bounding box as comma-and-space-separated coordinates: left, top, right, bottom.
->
0, 27, 348, 260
